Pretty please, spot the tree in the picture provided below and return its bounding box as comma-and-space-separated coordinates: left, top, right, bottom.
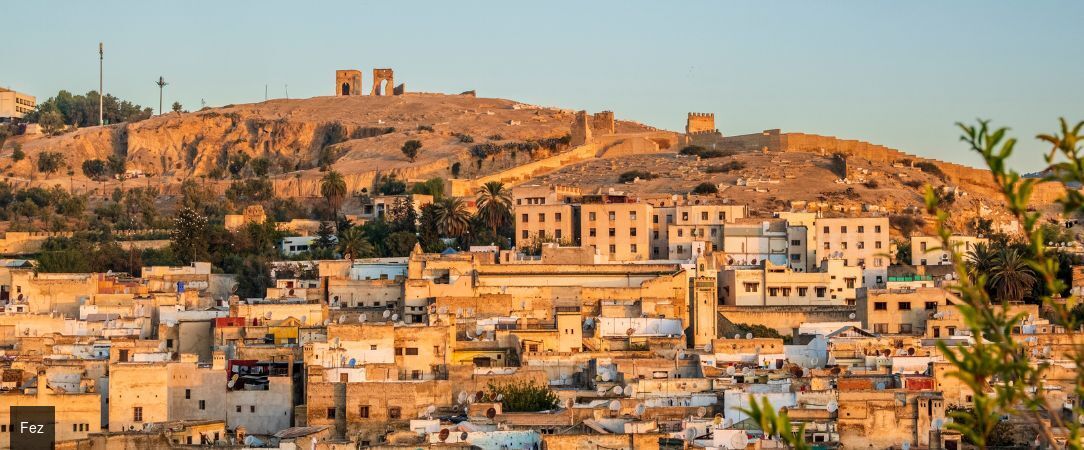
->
313, 221, 338, 257
692, 182, 718, 195
320, 170, 347, 217
433, 197, 471, 240
989, 248, 1037, 303
475, 181, 512, 237
11, 144, 24, 162
170, 207, 208, 264
385, 231, 418, 257
36, 152, 66, 174
250, 157, 271, 177
337, 226, 375, 259
410, 177, 444, 199
417, 203, 444, 252
965, 242, 998, 285
401, 139, 422, 162
377, 174, 407, 195
81, 159, 108, 180
38, 109, 65, 134
107, 154, 126, 176
894, 239, 911, 265
171, 101, 182, 113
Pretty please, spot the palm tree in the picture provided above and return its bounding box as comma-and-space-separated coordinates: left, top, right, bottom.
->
965, 242, 998, 286
989, 248, 1037, 303
337, 226, 375, 259
433, 197, 471, 239
475, 181, 512, 236
320, 170, 347, 216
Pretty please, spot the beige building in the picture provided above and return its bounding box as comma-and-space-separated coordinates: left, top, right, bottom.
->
579, 194, 652, 261
910, 235, 988, 266
0, 87, 35, 120
722, 259, 863, 306
857, 287, 958, 335
0, 370, 101, 446
814, 217, 890, 288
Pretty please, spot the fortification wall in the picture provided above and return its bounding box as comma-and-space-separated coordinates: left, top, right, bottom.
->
449, 142, 603, 197
718, 305, 856, 335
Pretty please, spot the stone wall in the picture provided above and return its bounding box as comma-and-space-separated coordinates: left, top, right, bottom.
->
685, 113, 716, 135
717, 305, 856, 335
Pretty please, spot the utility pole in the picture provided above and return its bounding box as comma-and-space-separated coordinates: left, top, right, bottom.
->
155, 76, 168, 115
98, 42, 104, 126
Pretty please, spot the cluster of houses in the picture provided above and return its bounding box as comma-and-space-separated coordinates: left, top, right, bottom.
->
0, 185, 1077, 449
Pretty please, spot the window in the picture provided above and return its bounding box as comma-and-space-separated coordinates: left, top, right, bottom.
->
899, 323, 913, 334
630, 244, 638, 253
236, 405, 242, 413
898, 302, 912, 310
841, 226, 847, 233
555, 229, 562, 239
538, 213, 545, 222
823, 242, 830, 250
781, 288, 791, 296
666, 214, 673, 223
791, 239, 801, 245
199, 400, 206, 410
608, 211, 616, 221
608, 228, 616, 237
857, 241, 865, 249
133, 407, 143, 422
797, 287, 808, 296
768, 287, 779, 297
743, 282, 759, 293
521, 214, 528, 222
405, 347, 419, 355
874, 302, 887, 310
629, 228, 637, 237
682, 212, 689, 221
718, 212, 725, 220
538, 230, 546, 239
875, 225, 882, 233
925, 301, 937, 310
653, 230, 659, 239
185, 389, 191, 399
327, 408, 336, 419
388, 407, 402, 419
858, 226, 864, 233
521, 230, 528, 239
629, 211, 637, 220
823, 226, 829, 233
608, 245, 616, 254
250, 405, 255, 413
589, 228, 597, 237
845, 278, 856, 288
841, 242, 848, 250
370, 344, 378, 350
359, 406, 370, 418
677, 245, 684, 254
875, 241, 882, 249
791, 253, 801, 261
556, 213, 563, 221
589, 212, 597, 221
873, 323, 888, 333
920, 242, 928, 251
653, 215, 659, 224
815, 287, 826, 297
653, 246, 660, 255
701, 211, 708, 220
711, 228, 717, 237
678, 229, 684, 237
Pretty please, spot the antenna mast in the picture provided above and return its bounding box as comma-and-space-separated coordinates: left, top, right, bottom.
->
98, 42, 104, 126
155, 76, 168, 115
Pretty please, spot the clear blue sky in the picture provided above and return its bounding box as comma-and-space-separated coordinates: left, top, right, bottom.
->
3, 1, 1081, 172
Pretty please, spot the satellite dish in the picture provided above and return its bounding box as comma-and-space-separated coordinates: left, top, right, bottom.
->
600, 372, 612, 382
684, 428, 698, 441
438, 428, 450, 442
726, 366, 736, 376
696, 407, 707, 418
264, 312, 273, 319
608, 400, 621, 412
849, 313, 856, 320
486, 407, 497, 419
705, 342, 713, 352
338, 315, 347, 324
457, 391, 468, 404
635, 404, 646, 417
474, 391, 485, 402
391, 314, 399, 321
348, 358, 356, 367
810, 357, 820, 366
359, 314, 367, 323
827, 401, 838, 412
455, 308, 463, 317
611, 385, 622, 395
323, 319, 330, 326
460, 432, 468, 441
496, 393, 504, 402
745, 333, 753, 339
729, 432, 749, 448
299, 315, 307, 324
382, 310, 391, 319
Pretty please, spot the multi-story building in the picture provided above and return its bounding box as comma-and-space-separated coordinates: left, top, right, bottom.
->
813, 217, 890, 288
910, 235, 988, 266
721, 219, 792, 267
513, 185, 581, 246
0, 87, 36, 121
722, 259, 863, 306
654, 203, 746, 259
579, 194, 652, 261
857, 287, 958, 335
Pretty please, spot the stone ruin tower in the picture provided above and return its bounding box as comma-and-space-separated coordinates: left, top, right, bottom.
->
570, 110, 593, 146
335, 70, 363, 96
